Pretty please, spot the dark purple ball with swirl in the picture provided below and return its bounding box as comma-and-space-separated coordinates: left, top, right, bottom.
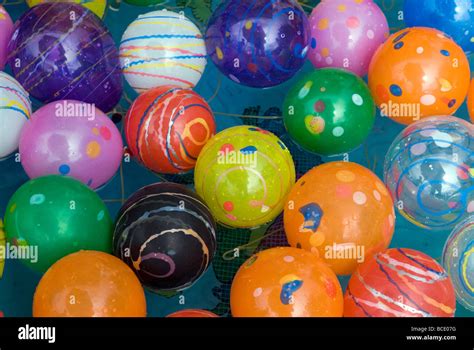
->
205, 0, 310, 88
7, 3, 122, 113
113, 182, 217, 293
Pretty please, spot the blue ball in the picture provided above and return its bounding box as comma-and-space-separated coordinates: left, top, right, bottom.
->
404, 0, 474, 54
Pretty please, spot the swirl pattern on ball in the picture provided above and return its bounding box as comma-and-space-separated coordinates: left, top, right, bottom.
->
384, 116, 474, 230
125, 86, 216, 174
113, 183, 217, 293
344, 248, 456, 317
205, 0, 310, 88
120, 10, 207, 93
8, 3, 123, 113
0, 72, 32, 159
442, 217, 474, 311
194, 126, 296, 228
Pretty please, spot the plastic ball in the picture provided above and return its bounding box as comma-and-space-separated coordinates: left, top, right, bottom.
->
368, 27, 470, 125
167, 309, 218, 318
113, 182, 217, 293
4, 175, 113, 273
308, 0, 389, 76
20, 100, 123, 189
283, 68, 375, 156
467, 78, 474, 123
230, 247, 343, 317
0, 5, 13, 70
0, 72, 32, 159
384, 116, 474, 230
124, 0, 165, 5
33, 251, 147, 317
404, 0, 474, 54
205, 0, 309, 88
284, 161, 395, 276
125, 86, 216, 174
26, 0, 107, 18
442, 216, 474, 311
8, 3, 123, 113
120, 10, 206, 93
344, 248, 456, 317
195, 126, 296, 228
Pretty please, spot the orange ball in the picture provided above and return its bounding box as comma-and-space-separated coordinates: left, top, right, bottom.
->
230, 247, 343, 317
33, 251, 147, 317
369, 27, 470, 125
167, 309, 218, 317
467, 78, 474, 123
284, 162, 395, 276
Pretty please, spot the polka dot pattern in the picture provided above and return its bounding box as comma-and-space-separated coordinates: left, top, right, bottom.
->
308, 0, 389, 76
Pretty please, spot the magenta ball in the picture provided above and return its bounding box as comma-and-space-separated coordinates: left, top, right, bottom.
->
19, 100, 123, 189
0, 5, 13, 70
308, 0, 389, 77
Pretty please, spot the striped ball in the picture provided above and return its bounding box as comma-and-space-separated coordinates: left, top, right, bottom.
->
0, 72, 31, 159
344, 248, 456, 317
120, 10, 207, 93
125, 85, 215, 174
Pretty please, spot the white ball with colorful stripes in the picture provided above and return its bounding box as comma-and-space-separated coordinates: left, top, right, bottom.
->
0, 72, 32, 159
119, 10, 207, 93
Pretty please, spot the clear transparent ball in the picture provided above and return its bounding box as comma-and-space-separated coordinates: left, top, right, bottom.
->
384, 116, 474, 230
442, 216, 474, 311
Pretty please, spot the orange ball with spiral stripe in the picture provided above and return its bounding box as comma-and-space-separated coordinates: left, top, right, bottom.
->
125, 85, 216, 174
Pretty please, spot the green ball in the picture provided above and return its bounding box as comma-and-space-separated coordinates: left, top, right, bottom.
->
124, 0, 165, 5
4, 176, 113, 273
283, 68, 375, 156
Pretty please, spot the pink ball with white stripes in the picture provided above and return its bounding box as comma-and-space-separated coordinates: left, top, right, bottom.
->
308, 0, 389, 77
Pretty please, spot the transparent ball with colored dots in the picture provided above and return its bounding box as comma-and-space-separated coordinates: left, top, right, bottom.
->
442, 216, 474, 311
194, 126, 296, 229
384, 116, 474, 230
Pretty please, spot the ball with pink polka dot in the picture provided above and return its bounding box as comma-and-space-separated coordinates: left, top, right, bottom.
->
19, 100, 123, 189
384, 116, 474, 230
308, 0, 389, 76
284, 161, 395, 276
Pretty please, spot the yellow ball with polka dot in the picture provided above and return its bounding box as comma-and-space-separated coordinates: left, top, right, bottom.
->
26, 0, 106, 18
284, 161, 395, 276
195, 126, 295, 229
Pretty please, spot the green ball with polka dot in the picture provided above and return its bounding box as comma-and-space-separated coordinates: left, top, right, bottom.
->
4, 175, 113, 273
283, 68, 375, 156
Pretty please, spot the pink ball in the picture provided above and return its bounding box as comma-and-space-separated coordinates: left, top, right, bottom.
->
308, 0, 389, 77
20, 100, 123, 189
0, 5, 13, 70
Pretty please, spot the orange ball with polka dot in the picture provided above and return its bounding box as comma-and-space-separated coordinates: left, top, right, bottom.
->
368, 27, 470, 125
467, 78, 474, 123
230, 247, 343, 317
284, 162, 395, 276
